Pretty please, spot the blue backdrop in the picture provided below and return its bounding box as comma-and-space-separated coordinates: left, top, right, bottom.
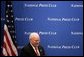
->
1, 1, 83, 56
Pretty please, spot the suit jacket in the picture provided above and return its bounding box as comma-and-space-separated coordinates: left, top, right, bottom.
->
20, 43, 45, 56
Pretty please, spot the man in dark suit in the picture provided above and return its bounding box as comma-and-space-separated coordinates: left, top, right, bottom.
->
20, 32, 45, 56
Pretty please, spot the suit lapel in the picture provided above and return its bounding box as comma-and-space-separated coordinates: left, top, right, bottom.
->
38, 46, 43, 56
28, 43, 37, 56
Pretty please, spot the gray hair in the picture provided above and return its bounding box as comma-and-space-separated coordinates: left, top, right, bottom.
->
29, 32, 40, 40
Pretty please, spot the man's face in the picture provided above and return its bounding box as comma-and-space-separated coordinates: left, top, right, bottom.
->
30, 36, 40, 47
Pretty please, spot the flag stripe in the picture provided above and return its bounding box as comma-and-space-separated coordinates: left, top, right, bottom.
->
4, 29, 16, 56
3, 42, 9, 56
3, 37, 12, 56
4, 24, 18, 56
3, 47, 8, 56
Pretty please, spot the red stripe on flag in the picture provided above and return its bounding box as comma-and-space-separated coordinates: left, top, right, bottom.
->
3, 42, 10, 56
4, 29, 16, 56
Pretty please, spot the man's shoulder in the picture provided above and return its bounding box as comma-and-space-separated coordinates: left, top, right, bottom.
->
39, 45, 44, 48
22, 43, 31, 50
39, 45, 44, 51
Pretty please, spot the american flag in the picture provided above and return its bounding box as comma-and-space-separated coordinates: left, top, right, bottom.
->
2, 1, 18, 56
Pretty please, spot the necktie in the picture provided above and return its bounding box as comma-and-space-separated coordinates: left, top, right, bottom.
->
35, 47, 40, 56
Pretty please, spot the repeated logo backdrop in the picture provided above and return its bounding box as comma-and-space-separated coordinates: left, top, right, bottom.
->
1, 1, 83, 56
